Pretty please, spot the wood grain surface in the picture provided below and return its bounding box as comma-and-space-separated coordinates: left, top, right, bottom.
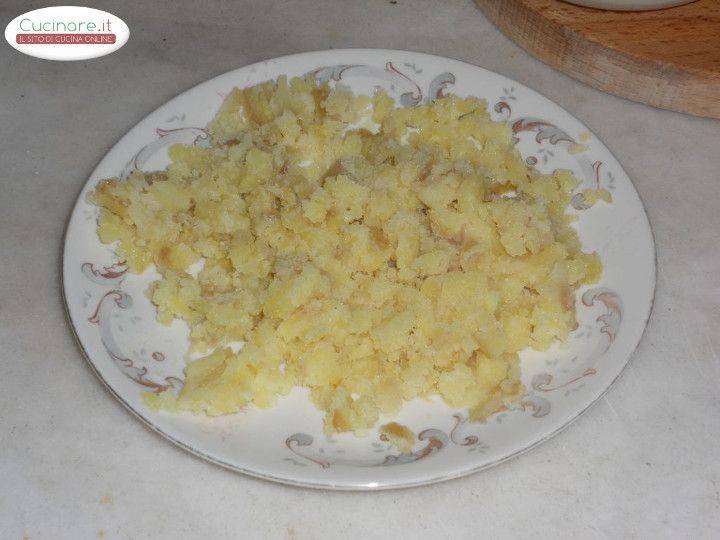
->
475, 0, 720, 119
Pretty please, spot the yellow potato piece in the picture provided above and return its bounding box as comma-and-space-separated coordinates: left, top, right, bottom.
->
380, 422, 415, 454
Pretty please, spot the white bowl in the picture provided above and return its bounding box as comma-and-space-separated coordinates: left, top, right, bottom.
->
562, 0, 696, 10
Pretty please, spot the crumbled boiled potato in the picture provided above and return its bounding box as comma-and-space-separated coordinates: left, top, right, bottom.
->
89, 75, 601, 435
380, 422, 415, 454
580, 188, 612, 206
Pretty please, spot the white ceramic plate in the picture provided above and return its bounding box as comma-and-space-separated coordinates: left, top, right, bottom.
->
62, 49, 655, 490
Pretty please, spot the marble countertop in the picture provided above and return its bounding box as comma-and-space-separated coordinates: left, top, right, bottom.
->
1, 1, 718, 538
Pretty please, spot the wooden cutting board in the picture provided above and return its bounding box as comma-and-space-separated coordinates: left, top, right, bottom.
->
475, 0, 720, 119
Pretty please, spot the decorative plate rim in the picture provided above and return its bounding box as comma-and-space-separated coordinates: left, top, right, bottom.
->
61, 48, 657, 490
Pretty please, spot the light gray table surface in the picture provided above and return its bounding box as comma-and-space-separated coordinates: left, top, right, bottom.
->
1, 1, 718, 538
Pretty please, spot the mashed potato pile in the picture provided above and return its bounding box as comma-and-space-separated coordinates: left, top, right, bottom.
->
90, 75, 601, 435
